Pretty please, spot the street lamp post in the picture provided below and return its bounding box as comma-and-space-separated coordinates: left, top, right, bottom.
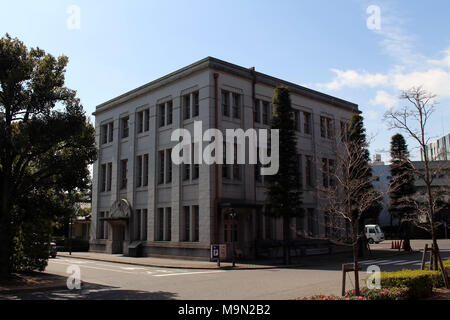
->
69, 215, 73, 256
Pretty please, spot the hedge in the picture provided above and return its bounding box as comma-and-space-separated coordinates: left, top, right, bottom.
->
380, 269, 442, 299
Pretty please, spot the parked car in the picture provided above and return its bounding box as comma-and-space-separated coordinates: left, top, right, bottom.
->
365, 224, 385, 244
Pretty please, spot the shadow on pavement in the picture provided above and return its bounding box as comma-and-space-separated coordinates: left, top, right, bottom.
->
2, 282, 178, 300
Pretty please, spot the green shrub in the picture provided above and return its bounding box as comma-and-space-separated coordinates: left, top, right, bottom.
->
380, 269, 441, 299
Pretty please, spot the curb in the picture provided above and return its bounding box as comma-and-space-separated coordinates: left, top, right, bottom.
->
56, 254, 293, 270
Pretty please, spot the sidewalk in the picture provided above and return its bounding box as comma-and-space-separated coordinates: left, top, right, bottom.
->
57, 252, 284, 270
56, 246, 416, 270
0, 273, 67, 295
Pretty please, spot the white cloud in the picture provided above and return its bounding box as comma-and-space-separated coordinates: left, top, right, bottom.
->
369, 90, 398, 110
427, 48, 450, 69
364, 110, 379, 120
319, 69, 388, 90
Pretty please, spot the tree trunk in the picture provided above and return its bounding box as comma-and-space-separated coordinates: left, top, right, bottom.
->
352, 237, 360, 296
0, 193, 11, 278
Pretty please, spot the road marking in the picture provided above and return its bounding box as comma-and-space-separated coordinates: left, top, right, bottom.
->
377, 260, 408, 265
153, 270, 225, 277
394, 260, 421, 265
50, 260, 136, 274
120, 267, 145, 270
359, 260, 390, 265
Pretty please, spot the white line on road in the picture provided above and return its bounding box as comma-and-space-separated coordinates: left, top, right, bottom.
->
359, 260, 390, 265
153, 270, 226, 277
394, 260, 421, 265
377, 260, 409, 265
50, 261, 136, 274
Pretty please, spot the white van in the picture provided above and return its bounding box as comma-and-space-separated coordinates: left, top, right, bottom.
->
365, 225, 385, 244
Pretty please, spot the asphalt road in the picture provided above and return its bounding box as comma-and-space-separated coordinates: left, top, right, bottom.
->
2, 240, 449, 300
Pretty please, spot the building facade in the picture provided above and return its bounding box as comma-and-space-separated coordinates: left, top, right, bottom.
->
421, 134, 450, 161
90, 57, 358, 260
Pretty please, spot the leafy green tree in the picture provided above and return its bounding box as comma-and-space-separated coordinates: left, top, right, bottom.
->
389, 134, 415, 251
267, 86, 302, 265
0, 34, 97, 277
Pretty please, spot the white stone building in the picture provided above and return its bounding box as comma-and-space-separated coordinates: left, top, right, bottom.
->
90, 57, 358, 260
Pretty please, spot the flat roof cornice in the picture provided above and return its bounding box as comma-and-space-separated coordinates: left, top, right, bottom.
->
94, 56, 358, 115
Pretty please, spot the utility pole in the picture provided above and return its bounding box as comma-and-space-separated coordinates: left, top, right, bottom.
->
230, 209, 237, 268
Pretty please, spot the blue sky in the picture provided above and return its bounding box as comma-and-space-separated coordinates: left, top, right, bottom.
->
1, 0, 449, 161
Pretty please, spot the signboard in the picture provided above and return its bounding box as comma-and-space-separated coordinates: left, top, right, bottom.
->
211, 245, 220, 259
211, 244, 227, 259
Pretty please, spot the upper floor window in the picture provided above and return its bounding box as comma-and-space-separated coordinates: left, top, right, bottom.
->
137, 109, 150, 134
293, 110, 300, 131
193, 92, 199, 117
120, 159, 128, 190
222, 91, 230, 117
158, 100, 173, 128
183, 94, 191, 120
254, 99, 261, 123
232, 93, 241, 119
136, 154, 149, 188
303, 112, 312, 135
101, 122, 114, 145
121, 116, 129, 139
262, 101, 270, 125
320, 116, 334, 139
100, 162, 112, 192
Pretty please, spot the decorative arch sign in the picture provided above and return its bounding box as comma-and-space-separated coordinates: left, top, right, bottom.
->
110, 199, 132, 219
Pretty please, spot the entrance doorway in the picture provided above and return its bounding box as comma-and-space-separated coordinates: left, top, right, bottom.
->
111, 223, 125, 254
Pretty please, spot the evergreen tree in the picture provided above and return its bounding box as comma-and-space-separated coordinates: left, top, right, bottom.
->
347, 113, 381, 256
389, 134, 415, 251
267, 86, 302, 265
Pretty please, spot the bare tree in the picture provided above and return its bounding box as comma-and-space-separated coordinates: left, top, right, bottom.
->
318, 137, 383, 296
384, 86, 449, 288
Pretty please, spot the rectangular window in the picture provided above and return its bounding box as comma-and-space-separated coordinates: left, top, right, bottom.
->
254, 99, 260, 123
101, 124, 108, 144
328, 159, 335, 187
108, 122, 114, 143
159, 103, 166, 127
166, 149, 172, 183
120, 159, 128, 190
322, 158, 329, 187
308, 208, 315, 237
121, 116, 129, 139
183, 94, 191, 120
320, 117, 326, 138
193, 91, 199, 117
232, 93, 241, 119
98, 211, 105, 239
303, 112, 311, 135
193, 206, 199, 242
144, 109, 149, 132
166, 208, 172, 241
183, 206, 190, 242
143, 154, 149, 187
157, 208, 164, 241
233, 143, 240, 180
305, 156, 313, 187
262, 101, 269, 125
137, 111, 143, 134
183, 163, 190, 181
222, 91, 230, 117
296, 208, 305, 238
167, 101, 173, 125
222, 142, 230, 179
293, 110, 300, 131
141, 209, 148, 241
107, 163, 112, 191
159, 151, 165, 184
136, 155, 143, 187
340, 121, 348, 142
327, 118, 334, 139
101, 164, 107, 192
298, 154, 303, 188
135, 209, 141, 241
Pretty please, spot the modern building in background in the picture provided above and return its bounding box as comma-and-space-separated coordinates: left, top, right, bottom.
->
90, 57, 358, 260
372, 160, 450, 236
421, 133, 450, 161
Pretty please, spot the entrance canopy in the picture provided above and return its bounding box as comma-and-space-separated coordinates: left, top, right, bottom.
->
101, 199, 131, 222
